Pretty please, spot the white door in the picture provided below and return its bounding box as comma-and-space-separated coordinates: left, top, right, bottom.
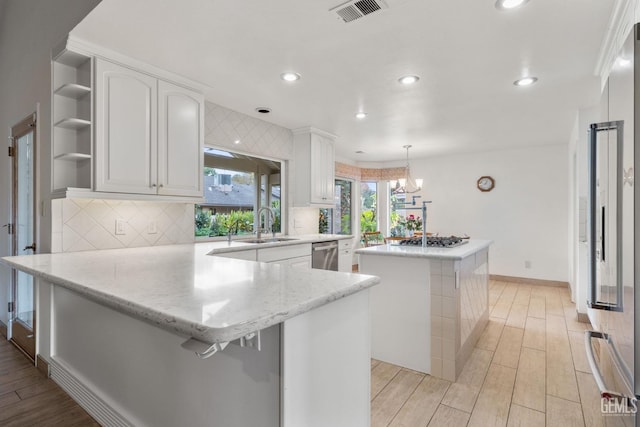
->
9, 114, 37, 361
95, 58, 157, 194
157, 80, 203, 197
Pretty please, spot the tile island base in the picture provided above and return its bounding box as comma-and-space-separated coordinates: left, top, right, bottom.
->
357, 240, 491, 381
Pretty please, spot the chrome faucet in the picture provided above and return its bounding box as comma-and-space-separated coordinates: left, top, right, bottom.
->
256, 206, 275, 241
227, 218, 242, 244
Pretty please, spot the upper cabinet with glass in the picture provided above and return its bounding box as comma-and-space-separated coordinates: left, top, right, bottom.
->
292, 127, 336, 208
51, 37, 204, 201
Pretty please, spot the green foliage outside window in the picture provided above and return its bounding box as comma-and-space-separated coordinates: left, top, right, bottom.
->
195, 210, 254, 237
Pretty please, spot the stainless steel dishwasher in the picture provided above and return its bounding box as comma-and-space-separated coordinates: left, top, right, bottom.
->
311, 241, 339, 271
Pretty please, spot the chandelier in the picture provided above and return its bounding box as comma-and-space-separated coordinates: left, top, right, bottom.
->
390, 145, 423, 194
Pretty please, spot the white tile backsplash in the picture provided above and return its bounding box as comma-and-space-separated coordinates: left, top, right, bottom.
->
52, 199, 194, 253
204, 102, 293, 160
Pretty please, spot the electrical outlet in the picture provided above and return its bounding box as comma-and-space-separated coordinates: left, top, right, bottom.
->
525, 260, 531, 269
115, 219, 126, 235
147, 221, 157, 234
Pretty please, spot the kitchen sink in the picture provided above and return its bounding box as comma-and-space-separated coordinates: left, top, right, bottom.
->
240, 237, 299, 244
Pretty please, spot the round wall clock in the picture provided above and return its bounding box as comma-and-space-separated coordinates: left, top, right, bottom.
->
477, 176, 495, 192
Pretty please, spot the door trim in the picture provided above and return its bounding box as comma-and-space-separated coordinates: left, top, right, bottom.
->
9, 112, 38, 361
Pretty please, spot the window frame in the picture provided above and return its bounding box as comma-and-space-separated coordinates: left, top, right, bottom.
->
195, 145, 286, 241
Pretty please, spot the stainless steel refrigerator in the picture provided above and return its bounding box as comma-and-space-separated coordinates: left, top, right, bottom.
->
586, 23, 639, 427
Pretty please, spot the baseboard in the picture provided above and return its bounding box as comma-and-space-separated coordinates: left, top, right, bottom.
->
36, 355, 50, 377
0, 320, 6, 339
577, 311, 590, 324
490, 274, 569, 288
49, 358, 134, 427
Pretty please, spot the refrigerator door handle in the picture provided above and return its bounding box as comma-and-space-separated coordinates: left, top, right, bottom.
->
587, 120, 624, 311
585, 331, 636, 400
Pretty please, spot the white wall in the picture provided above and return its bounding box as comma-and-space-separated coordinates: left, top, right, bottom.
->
0, 0, 101, 328
386, 145, 570, 281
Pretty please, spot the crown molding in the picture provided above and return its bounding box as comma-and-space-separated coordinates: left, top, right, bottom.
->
594, 0, 638, 89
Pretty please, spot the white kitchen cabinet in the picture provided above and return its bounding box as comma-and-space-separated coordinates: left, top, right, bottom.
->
284, 256, 312, 269
157, 80, 204, 197
95, 58, 158, 195
293, 128, 336, 207
95, 58, 204, 197
338, 239, 354, 273
257, 244, 312, 263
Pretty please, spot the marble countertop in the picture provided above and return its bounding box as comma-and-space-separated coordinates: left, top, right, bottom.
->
203, 234, 353, 255
1, 241, 377, 344
355, 239, 492, 260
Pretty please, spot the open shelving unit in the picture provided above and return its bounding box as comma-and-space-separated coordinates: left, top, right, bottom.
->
52, 48, 93, 195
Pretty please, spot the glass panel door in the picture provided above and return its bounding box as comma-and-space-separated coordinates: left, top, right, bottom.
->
10, 114, 37, 360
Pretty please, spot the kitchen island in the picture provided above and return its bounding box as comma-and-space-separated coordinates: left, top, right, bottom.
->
356, 239, 491, 381
1, 241, 378, 427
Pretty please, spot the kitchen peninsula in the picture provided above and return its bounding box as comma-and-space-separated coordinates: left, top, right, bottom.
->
356, 239, 492, 382
1, 240, 378, 427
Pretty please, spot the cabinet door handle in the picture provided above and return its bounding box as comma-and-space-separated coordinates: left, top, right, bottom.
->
151, 184, 157, 188
159, 184, 164, 188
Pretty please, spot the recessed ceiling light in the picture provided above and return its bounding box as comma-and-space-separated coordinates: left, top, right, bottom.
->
281, 72, 301, 82
398, 75, 420, 85
255, 107, 271, 114
495, 0, 529, 10
355, 112, 367, 119
513, 76, 538, 86
233, 139, 241, 144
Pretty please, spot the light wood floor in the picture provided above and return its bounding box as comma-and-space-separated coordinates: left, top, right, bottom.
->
371, 279, 604, 427
0, 338, 98, 426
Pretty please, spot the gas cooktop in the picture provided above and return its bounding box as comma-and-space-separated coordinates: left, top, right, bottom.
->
397, 236, 469, 248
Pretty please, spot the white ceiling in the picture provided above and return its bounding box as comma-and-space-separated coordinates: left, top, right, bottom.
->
72, 0, 614, 162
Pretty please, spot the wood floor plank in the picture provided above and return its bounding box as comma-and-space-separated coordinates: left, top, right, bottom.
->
545, 288, 565, 317
575, 372, 605, 427
522, 317, 545, 351
568, 330, 591, 373
476, 318, 505, 352
546, 395, 585, 427
0, 387, 72, 422
506, 404, 545, 427
505, 304, 528, 329
527, 296, 545, 319
0, 373, 47, 396
0, 391, 20, 409
492, 326, 524, 369
564, 306, 590, 332
512, 286, 532, 307
441, 348, 493, 413
389, 376, 450, 427
14, 378, 58, 400
0, 367, 41, 386
546, 314, 580, 402
371, 369, 424, 427
491, 286, 517, 319
512, 347, 545, 412
372, 361, 403, 400
427, 404, 471, 427
467, 364, 517, 427
371, 359, 381, 369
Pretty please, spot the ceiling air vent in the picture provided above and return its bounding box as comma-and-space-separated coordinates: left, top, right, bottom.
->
330, 0, 389, 23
